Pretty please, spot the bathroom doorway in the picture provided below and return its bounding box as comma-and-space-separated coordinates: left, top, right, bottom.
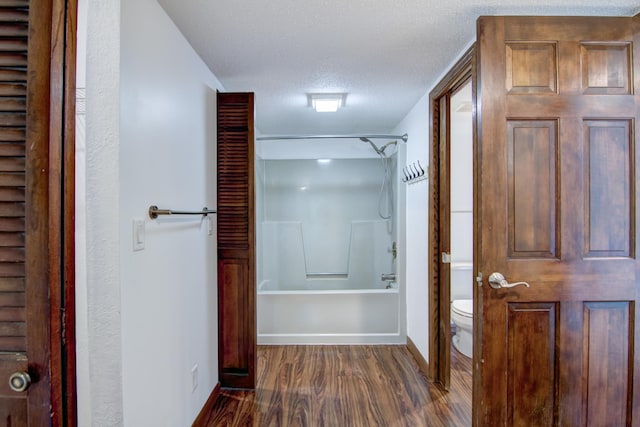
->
428, 46, 474, 389
448, 80, 473, 359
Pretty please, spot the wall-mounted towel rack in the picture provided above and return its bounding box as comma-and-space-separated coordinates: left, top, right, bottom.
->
148, 205, 217, 219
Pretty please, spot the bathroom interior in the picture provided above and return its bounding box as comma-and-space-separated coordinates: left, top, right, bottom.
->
247, 84, 474, 414
255, 135, 406, 344
252, 78, 472, 375
449, 80, 474, 361
253, 79, 473, 367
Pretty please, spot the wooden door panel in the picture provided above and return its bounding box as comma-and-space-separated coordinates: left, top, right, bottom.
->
506, 120, 558, 258
0, 397, 27, 426
506, 303, 558, 426
0, 354, 28, 425
0, 2, 49, 422
505, 42, 557, 94
582, 302, 633, 426
583, 119, 633, 258
476, 15, 639, 426
581, 43, 632, 95
218, 258, 250, 372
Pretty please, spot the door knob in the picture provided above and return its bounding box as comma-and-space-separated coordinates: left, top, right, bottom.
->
488, 272, 530, 289
9, 371, 31, 393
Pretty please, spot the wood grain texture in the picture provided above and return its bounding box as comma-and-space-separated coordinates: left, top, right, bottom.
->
217, 92, 256, 389
428, 45, 475, 388
0, 0, 77, 423
583, 119, 633, 258
195, 345, 472, 427
22, 0, 54, 424
582, 302, 633, 425
506, 119, 558, 258
50, 0, 78, 424
476, 15, 639, 426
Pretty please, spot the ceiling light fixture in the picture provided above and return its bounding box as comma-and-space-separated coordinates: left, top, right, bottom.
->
309, 93, 346, 113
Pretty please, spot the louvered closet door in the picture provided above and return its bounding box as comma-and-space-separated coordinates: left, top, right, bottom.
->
217, 92, 256, 389
0, 1, 53, 425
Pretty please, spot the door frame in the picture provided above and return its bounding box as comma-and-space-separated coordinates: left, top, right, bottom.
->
428, 45, 475, 387
48, 0, 78, 424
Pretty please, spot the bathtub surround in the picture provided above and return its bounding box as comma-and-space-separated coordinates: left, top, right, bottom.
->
258, 289, 401, 344
256, 155, 404, 344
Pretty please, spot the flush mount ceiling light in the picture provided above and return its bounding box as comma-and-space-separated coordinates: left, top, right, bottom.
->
308, 93, 346, 113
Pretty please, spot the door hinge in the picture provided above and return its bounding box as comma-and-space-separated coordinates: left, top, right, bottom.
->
441, 252, 451, 264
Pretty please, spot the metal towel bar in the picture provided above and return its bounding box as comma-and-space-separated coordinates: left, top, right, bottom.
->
148, 205, 217, 219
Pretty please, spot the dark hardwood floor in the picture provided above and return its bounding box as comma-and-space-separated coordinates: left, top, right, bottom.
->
195, 344, 472, 426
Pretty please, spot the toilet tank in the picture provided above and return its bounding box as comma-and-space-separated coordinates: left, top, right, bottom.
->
450, 262, 473, 301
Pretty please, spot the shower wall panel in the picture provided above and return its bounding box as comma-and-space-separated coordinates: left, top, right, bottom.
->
261, 159, 395, 290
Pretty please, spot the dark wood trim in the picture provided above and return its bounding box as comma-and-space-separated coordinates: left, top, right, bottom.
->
406, 337, 430, 379
428, 45, 475, 387
48, 0, 78, 424
62, 0, 78, 424
192, 382, 222, 427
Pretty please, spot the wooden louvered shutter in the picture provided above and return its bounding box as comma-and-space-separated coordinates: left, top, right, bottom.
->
0, 0, 66, 424
217, 92, 255, 389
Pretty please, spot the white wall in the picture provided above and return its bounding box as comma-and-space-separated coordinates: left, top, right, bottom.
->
74, 0, 90, 423
81, 0, 123, 425
78, 0, 224, 425
449, 82, 474, 302
393, 93, 430, 360
395, 42, 475, 364
450, 82, 473, 265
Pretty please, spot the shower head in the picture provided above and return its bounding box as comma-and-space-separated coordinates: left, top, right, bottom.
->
360, 137, 383, 155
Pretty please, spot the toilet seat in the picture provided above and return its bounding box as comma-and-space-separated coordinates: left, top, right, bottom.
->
451, 299, 473, 318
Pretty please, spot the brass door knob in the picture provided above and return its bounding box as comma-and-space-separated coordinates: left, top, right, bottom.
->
9, 371, 31, 393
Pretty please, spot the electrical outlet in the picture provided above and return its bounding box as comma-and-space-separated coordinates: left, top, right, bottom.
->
191, 364, 198, 392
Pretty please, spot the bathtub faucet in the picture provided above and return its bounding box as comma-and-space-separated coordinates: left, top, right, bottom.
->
381, 273, 396, 282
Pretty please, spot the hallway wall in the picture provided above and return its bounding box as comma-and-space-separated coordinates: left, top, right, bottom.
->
79, 0, 224, 425
393, 42, 474, 364
393, 92, 430, 360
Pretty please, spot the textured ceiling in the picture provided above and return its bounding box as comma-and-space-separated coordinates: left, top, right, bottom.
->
157, 0, 639, 136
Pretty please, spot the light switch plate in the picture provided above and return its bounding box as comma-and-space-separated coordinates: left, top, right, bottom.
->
133, 218, 145, 251
207, 216, 213, 236
191, 364, 198, 392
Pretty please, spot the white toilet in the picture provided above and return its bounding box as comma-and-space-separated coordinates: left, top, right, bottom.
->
451, 298, 473, 358
450, 262, 473, 358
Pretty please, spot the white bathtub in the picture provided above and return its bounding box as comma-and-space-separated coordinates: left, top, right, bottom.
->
257, 280, 402, 345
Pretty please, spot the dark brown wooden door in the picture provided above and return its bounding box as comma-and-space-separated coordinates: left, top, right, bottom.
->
217, 92, 256, 389
0, 0, 75, 424
475, 15, 639, 426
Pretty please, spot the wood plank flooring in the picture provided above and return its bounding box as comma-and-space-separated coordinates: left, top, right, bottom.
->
195, 345, 472, 426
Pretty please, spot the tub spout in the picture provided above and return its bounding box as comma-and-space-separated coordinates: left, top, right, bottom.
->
381, 273, 396, 282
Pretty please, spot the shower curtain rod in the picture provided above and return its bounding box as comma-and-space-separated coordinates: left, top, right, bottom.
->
256, 133, 408, 142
